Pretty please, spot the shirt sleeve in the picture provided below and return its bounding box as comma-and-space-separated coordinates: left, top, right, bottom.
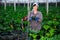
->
38, 12, 43, 22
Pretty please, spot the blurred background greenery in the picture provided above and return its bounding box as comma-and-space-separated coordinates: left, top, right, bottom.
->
0, 3, 60, 40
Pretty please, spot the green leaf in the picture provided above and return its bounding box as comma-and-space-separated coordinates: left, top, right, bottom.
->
46, 33, 50, 37
47, 21, 53, 25
43, 25, 50, 30
49, 28, 55, 36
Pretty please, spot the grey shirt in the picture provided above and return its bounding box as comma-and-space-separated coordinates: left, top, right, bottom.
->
28, 10, 43, 31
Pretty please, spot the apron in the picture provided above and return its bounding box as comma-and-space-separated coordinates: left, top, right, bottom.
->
29, 11, 41, 33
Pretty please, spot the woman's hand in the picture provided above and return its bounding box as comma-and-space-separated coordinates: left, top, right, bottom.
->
22, 16, 27, 21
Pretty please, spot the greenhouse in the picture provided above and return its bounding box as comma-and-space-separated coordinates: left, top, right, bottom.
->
0, 0, 60, 40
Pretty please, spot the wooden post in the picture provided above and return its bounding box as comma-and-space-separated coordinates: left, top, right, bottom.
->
14, 0, 16, 11
18, 0, 20, 6
27, 0, 30, 13
27, 0, 30, 40
30, 0, 31, 9
4, 0, 6, 10
24, 0, 26, 7
46, 0, 49, 15
56, 0, 57, 7
9, 1, 11, 6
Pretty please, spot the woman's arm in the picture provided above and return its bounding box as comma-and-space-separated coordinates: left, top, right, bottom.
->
37, 12, 43, 22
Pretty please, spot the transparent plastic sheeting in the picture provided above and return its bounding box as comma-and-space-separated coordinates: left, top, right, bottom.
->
1, 0, 60, 3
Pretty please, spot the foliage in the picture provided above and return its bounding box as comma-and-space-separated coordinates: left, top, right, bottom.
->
0, 5, 60, 40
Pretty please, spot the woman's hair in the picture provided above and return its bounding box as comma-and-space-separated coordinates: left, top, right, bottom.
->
33, 4, 36, 7
30, 4, 39, 11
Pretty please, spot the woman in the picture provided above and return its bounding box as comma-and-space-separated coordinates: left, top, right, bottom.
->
28, 3, 43, 34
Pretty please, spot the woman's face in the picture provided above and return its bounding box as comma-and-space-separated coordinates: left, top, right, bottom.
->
33, 6, 38, 11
